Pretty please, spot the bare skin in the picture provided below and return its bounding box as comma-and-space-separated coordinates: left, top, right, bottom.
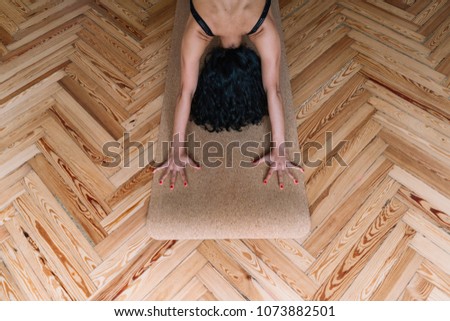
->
154, 0, 304, 190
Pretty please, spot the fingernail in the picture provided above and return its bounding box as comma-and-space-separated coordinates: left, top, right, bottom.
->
294, 179, 298, 184
159, 180, 163, 185
280, 184, 284, 189
263, 179, 267, 184
170, 184, 174, 190
184, 181, 187, 187
301, 168, 304, 173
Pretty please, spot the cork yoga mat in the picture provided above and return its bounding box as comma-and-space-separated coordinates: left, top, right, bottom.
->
147, 0, 311, 239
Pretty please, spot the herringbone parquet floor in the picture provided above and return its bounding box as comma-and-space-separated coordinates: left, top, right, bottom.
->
0, 0, 449, 301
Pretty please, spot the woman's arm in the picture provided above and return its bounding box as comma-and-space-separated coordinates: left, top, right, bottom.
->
154, 18, 212, 190
172, 18, 212, 153
249, 14, 285, 151
250, 14, 303, 188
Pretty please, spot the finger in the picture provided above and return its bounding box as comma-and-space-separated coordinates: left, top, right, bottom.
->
263, 167, 274, 184
286, 168, 298, 184
159, 168, 169, 185
170, 171, 177, 190
153, 159, 169, 173
180, 169, 188, 187
287, 161, 304, 173
277, 170, 284, 190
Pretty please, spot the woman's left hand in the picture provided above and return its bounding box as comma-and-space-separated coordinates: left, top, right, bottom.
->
252, 147, 304, 190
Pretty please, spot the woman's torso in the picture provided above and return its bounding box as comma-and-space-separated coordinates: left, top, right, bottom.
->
191, 0, 270, 38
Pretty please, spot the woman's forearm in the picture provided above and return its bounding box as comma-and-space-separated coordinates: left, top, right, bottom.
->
267, 89, 286, 152
171, 91, 193, 153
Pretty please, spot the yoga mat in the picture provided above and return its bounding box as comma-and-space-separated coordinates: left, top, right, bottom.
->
147, 0, 311, 239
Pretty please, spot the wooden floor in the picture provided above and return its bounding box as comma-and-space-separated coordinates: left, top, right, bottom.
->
0, 0, 449, 301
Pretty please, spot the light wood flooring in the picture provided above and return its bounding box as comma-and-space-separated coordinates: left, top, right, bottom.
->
0, 0, 449, 300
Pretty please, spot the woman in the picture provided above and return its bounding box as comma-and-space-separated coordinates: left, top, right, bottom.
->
154, 0, 303, 190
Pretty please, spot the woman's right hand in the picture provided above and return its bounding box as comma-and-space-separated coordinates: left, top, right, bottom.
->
153, 148, 201, 190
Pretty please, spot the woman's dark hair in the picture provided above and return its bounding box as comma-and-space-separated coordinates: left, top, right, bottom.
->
189, 45, 268, 133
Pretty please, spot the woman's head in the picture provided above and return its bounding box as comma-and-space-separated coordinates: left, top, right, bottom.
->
190, 45, 268, 132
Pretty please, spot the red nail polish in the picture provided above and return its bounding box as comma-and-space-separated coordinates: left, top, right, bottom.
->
263, 179, 267, 184
159, 180, 163, 185
170, 184, 174, 189
280, 184, 284, 189
294, 179, 298, 184
184, 181, 187, 186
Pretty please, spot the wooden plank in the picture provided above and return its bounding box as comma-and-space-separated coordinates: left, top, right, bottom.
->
339, 0, 423, 38
397, 186, 450, 233
0, 143, 40, 181
409, 233, 450, 275
2, 56, 70, 105
402, 209, 450, 253
307, 175, 400, 284
389, 165, 450, 215
303, 99, 375, 176
342, 9, 433, 66
0, 225, 9, 243
0, 205, 16, 227
400, 273, 434, 300
309, 136, 388, 230
368, 99, 450, 154
13, 194, 97, 299
283, 0, 337, 41
144, 250, 208, 300
89, 226, 154, 288
7, 5, 90, 51
364, 81, 450, 137
22, 170, 102, 269
268, 239, 314, 272
287, 12, 347, 77
4, 213, 76, 300
0, 260, 24, 301
0, 181, 25, 211
243, 239, 318, 299
307, 118, 382, 205
296, 61, 363, 130
100, 185, 150, 233
313, 196, 409, 300
370, 247, 423, 300
93, 202, 147, 259
197, 240, 274, 301
365, 0, 416, 20
60, 60, 128, 139
38, 118, 115, 201
292, 36, 358, 108
374, 111, 449, 167
350, 30, 447, 89
195, 263, 246, 301
0, 237, 51, 300
413, 0, 448, 25
75, 29, 138, 79
417, 260, 450, 295
89, 240, 197, 301
68, 49, 133, 108
304, 156, 393, 257
340, 221, 416, 300
170, 276, 209, 301
427, 286, 450, 300
357, 55, 450, 118
83, 8, 143, 53
216, 239, 303, 300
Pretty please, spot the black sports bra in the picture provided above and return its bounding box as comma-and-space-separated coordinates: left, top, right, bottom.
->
190, 0, 271, 37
